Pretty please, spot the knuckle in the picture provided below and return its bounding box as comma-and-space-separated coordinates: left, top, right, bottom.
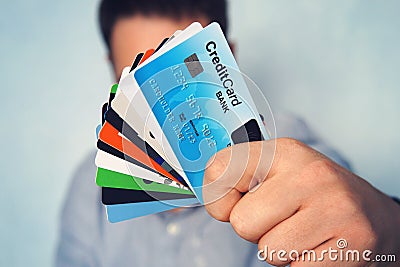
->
257, 234, 282, 256
204, 151, 230, 185
258, 238, 289, 266
205, 204, 230, 222
335, 192, 359, 213
229, 206, 253, 241
214, 213, 230, 222
355, 215, 379, 248
278, 137, 307, 150
299, 158, 339, 185
257, 236, 272, 253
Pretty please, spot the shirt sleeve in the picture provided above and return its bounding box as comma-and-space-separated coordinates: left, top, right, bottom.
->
55, 151, 104, 267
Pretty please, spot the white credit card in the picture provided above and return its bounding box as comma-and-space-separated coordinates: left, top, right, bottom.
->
95, 150, 188, 190
111, 23, 204, 181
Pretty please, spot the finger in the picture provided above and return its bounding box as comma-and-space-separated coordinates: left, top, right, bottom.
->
248, 182, 345, 245
203, 140, 275, 221
228, 174, 305, 242
256, 208, 334, 266
203, 138, 321, 221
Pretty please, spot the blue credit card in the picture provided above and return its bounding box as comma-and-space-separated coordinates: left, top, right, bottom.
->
106, 198, 199, 223
96, 124, 101, 139
134, 23, 268, 202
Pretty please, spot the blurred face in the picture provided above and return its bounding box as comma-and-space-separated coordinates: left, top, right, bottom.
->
110, 14, 209, 81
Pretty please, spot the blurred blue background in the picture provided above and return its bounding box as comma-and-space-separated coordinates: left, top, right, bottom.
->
0, 0, 399, 266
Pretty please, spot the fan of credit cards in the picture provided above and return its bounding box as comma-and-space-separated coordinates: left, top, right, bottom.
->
95, 22, 269, 223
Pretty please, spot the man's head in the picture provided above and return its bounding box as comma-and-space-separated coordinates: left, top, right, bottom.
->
99, 0, 228, 80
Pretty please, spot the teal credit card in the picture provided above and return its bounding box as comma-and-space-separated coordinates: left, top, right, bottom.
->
134, 23, 269, 202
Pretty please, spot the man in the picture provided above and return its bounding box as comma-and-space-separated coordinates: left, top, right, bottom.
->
56, 1, 397, 266
204, 140, 400, 266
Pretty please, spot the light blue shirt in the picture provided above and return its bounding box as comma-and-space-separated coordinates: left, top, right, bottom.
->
55, 112, 350, 267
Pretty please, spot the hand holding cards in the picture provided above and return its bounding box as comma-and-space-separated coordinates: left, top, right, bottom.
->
95, 22, 269, 223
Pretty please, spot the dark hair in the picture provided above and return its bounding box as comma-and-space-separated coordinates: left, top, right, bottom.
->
99, 0, 228, 52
